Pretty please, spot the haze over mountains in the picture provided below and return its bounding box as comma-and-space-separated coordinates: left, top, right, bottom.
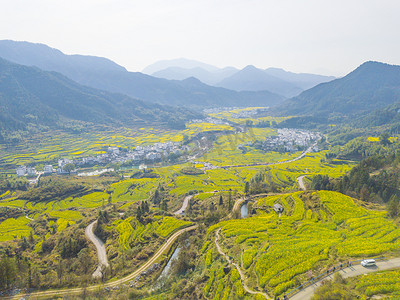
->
145, 58, 335, 97
0, 40, 283, 108
0, 57, 200, 132
276, 61, 400, 118
2, 40, 400, 134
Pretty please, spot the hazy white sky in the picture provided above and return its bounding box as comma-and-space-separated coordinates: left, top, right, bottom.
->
0, 0, 399, 76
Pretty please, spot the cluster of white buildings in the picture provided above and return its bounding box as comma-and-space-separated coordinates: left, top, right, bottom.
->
190, 117, 228, 125
16, 142, 189, 177
230, 107, 268, 119
256, 128, 319, 152
16, 164, 54, 177
16, 165, 36, 177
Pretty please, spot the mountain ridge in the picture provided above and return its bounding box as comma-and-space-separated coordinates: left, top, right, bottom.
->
0, 57, 200, 133
275, 61, 400, 117
0, 40, 283, 108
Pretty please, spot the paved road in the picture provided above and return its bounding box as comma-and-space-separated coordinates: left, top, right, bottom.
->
297, 175, 307, 191
221, 141, 319, 170
290, 257, 400, 300
215, 229, 269, 299
7, 225, 198, 300
174, 195, 193, 216
85, 220, 109, 278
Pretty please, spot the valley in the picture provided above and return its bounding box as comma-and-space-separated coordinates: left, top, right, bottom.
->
1, 35, 400, 300
1, 103, 400, 300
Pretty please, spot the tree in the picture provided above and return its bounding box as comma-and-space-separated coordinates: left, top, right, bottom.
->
63, 163, 75, 174
136, 206, 143, 219
380, 132, 390, 145
153, 189, 160, 205
219, 195, 223, 206
0, 256, 17, 289
244, 181, 250, 195
388, 195, 400, 218
78, 248, 92, 274
161, 199, 168, 212
56, 261, 64, 285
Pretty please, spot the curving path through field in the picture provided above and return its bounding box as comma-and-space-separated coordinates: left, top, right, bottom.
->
215, 228, 269, 299
85, 220, 109, 278
174, 195, 193, 216
297, 175, 307, 191
7, 225, 198, 300
289, 257, 400, 300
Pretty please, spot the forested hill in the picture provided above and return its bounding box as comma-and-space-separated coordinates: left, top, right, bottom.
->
0, 40, 284, 107
0, 58, 200, 133
276, 61, 400, 117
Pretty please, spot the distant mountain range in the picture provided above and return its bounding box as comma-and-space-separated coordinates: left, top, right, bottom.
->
0, 40, 284, 108
276, 61, 400, 117
3, 40, 400, 134
0, 58, 200, 133
145, 58, 335, 97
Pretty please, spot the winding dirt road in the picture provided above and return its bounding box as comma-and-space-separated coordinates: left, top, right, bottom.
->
8, 225, 198, 300
297, 175, 307, 191
174, 195, 193, 216
85, 220, 109, 278
215, 228, 269, 299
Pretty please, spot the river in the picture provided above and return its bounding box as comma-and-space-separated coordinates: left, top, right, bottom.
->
155, 247, 181, 289
240, 203, 248, 218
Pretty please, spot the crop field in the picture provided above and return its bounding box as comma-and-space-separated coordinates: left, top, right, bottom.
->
0, 216, 31, 241
208, 108, 291, 126
155, 216, 192, 238
231, 151, 353, 190
169, 168, 242, 196
353, 269, 400, 297
0, 122, 234, 173
197, 128, 302, 167
207, 190, 400, 296
0, 139, 353, 243
112, 216, 191, 250
110, 178, 159, 203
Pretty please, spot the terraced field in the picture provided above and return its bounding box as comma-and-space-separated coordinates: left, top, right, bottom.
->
0, 122, 234, 174
112, 216, 192, 251
354, 269, 400, 297
208, 107, 291, 126
206, 190, 400, 297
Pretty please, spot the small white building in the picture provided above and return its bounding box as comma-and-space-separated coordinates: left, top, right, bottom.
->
273, 203, 284, 213
27, 167, 36, 176
108, 146, 120, 155
16, 166, 27, 177
44, 165, 53, 175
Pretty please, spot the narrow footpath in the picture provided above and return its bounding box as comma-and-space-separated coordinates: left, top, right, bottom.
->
85, 220, 109, 278
215, 228, 269, 299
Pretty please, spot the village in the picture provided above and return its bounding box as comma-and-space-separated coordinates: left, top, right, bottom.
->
251, 128, 320, 153
16, 141, 189, 177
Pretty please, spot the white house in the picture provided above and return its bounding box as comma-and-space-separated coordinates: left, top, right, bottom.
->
16, 166, 27, 177
44, 165, 53, 175
27, 167, 36, 176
